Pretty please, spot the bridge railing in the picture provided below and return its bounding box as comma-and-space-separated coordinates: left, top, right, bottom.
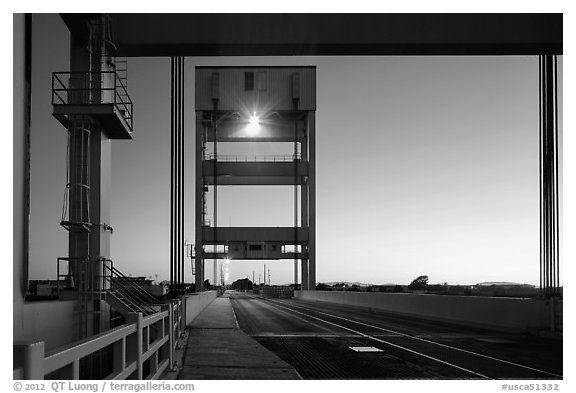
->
14, 299, 185, 380
203, 153, 301, 162
257, 285, 295, 298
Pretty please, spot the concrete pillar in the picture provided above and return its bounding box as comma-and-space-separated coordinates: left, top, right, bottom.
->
13, 13, 31, 340
308, 112, 316, 290
195, 113, 205, 291
301, 260, 309, 290
301, 124, 309, 290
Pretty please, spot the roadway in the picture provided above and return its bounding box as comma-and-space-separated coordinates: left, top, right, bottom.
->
229, 291, 563, 379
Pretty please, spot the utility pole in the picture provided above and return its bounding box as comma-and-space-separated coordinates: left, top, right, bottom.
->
268, 268, 271, 286
264, 264, 266, 286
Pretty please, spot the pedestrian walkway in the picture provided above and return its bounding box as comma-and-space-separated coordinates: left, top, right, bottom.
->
175, 294, 301, 380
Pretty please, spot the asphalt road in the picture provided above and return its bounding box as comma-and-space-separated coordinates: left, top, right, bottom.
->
229, 292, 563, 380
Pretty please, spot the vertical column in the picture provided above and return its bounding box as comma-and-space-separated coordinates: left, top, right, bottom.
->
68, 31, 91, 265
195, 114, 205, 291
13, 14, 31, 327
539, 55, 560, 298
69, 17, 114, 339
170, 57, 185, 294
68, 35, 92, 342
308, 112, 316, 290
170, 58, 174, 290
294, 117, 300, 288
301, 124, 309, 290
90, 127, 111, 260
89, 15, 113, 338
213, 114, 218, 287
301, 258, 309, 290
176, 57, 181, 291
89, 125, 112, 337
179, 57, 185, 291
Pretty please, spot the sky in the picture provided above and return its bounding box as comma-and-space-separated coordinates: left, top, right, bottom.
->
27, 13, 563, 287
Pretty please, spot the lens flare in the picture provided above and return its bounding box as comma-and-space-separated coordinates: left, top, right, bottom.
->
246, 112, 261, 135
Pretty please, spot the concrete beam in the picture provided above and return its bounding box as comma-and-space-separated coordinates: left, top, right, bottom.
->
201, 252, 308, 260
203, 161, 308, 179
202, 227, 309, 244
97, 14, 562, 56
204, 176, 305, 186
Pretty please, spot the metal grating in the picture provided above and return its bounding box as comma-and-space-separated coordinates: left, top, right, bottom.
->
253, 336, 471, 379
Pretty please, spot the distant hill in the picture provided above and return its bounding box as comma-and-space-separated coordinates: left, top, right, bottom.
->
475, 281, 534, 287
323, 281, 374, 287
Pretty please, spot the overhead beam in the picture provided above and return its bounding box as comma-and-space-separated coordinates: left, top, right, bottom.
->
201, 252, 308, 260
203, 176, 306, 186
202, 227, 309, 244
203, 161, 308, 178
61, 14, 562, 57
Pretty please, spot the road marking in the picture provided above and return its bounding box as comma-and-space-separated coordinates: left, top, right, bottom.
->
251, 333, 363, 338
349, 346, 383, 352
244, 295, 490, 379
270, 297, 563, 379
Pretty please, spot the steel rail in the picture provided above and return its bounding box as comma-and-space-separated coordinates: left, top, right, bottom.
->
265, 296, 563, 379
241, 294, 489, 379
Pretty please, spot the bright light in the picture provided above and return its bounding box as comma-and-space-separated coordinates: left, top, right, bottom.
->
246, 112, 261, 135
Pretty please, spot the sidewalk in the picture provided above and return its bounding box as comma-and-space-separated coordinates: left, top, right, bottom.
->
176, 294, 301, 380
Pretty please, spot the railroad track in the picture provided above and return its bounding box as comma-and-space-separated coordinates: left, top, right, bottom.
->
232, 293, 562, 380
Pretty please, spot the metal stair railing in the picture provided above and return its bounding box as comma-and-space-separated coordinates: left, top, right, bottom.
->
102, 262, 159, 315
107, 288, 156, 316
107, 263, 158, 302
106, 286, 157, 316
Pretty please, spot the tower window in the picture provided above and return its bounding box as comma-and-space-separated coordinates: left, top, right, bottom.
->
245, 72, 254, 91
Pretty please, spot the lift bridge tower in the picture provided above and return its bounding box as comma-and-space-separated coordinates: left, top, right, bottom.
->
194, 66, 316, 291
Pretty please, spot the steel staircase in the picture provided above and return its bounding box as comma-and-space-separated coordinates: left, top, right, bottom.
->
104, 263, 160, 317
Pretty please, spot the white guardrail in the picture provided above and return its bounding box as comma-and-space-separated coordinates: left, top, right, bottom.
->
14, 300, 186, 380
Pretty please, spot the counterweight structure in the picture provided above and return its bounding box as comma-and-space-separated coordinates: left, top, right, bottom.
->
194, 66, 316, 291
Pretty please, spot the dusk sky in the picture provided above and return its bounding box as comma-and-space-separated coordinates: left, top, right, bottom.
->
27, 13, 563, 287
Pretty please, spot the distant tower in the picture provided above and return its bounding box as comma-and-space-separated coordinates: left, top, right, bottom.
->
194, 66, 317, 292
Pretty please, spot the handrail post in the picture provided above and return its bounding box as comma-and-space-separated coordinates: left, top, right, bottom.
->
181, 296, 187, 333
17, 341, 45, 380
159, 304, 173, 370
168, 304, 175, 369
126, 313, 143, 379
113, 336, 126, 376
